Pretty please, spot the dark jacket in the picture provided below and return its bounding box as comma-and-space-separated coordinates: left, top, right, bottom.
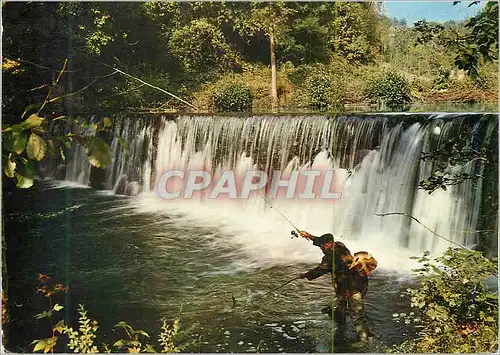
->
303, 234, 368, 297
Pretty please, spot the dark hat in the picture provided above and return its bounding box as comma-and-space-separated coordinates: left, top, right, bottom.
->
312, 233, 334, 247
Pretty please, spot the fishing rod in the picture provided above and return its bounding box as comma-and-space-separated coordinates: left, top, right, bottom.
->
270, 276, 301, 293
259, 195, 302, 238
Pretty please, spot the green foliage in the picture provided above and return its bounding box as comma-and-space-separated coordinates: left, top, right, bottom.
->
303, 73, 344, 110
419, 126, 494, 193
364, 70, 412, 111
85, 137, 113, 169
113, 321, 151, 353
445, 2, 499, 80
2, 1, 497, 115
63, 305, 99, 353
2, 61, 114, 189
388, 248, 498, 353
413, 20, 445, 45
158, 318, 182, 353
169, 19, 239, 76
305, 74, 332, 109
331, 2, 381, 64
212, 83, 253, 112
30, 274, 190, 353
31, 274, 68, 353
433, 66, 452, 90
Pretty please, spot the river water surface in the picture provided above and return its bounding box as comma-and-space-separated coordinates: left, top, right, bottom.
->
5, 181, 415, 353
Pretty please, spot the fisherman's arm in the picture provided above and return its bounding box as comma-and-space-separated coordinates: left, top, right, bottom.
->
298, 231, 315, 240
298, 231, 335, 247
299, 255, 331, 280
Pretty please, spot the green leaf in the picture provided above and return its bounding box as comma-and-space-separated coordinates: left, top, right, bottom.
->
16, 174, 34, 189
53, 304, 64, 312
136, 330, 149, 338
27, 133, 47, 161
3, 131, 28, 154
53, 320, 65, 333
115, 321, 132, 330
144, 344, 157, 353
33, 339, 47, 352
113, 340, 124, 347
103, 117, 113, 128
17, 159, 36, 179
24, 114, 44, 129
34, 310, 53, 319
59, 148, 66, 162
4, 155, 16, 178
86, 137, 112, 168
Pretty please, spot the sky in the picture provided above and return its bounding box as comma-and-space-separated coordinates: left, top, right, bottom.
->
384, 1, 485, 25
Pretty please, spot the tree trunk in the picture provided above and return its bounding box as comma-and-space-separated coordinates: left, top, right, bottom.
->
269, 30, 278, 113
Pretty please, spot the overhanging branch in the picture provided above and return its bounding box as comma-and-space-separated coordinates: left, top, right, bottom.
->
98, 61, 200, 111
374, 212, 474, 251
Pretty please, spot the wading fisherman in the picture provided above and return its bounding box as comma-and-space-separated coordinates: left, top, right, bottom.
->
296, 231, 377, 344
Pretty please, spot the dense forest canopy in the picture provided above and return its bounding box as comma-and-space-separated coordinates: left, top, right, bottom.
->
2, 1, 498, 118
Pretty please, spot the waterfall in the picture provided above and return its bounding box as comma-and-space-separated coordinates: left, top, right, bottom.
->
48, 113, 498, 260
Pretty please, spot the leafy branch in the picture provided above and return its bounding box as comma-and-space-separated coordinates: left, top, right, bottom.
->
2, 59, 114, 188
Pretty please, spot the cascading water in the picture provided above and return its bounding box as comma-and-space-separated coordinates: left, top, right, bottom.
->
49, 113, 498, 269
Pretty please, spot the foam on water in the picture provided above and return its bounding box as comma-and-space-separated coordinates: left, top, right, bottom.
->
130, 191, 420, 273
44, 180, 92, 189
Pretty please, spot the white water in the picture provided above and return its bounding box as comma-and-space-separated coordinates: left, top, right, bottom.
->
56, 114, 497, 272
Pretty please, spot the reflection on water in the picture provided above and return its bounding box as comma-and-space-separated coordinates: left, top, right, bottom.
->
5, 182, 415, 353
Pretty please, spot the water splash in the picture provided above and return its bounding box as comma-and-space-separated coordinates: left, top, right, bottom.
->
50, 113, 498, 270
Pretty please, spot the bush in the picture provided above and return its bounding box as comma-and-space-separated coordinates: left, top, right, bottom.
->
212, 83, 253, 112
364, 69, 412, 111
433, 66, 451, 90
387, 248, 498, 353
304, 73, 345, 110
305, 74, 332, 109
169, 19, 239, 76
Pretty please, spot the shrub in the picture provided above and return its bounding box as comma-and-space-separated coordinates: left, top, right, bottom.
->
364, 69, 412, 111
387, 248, 498, 353
305, 74, 332, 109
433, 66, 451, 90
304, 73, 345, 110
212, 83, 253, 112
29, 274, 190, 353
169, 19, 239, 76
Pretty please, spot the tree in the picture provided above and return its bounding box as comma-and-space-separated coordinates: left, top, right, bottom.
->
331, 1, 382, 64
169, 19, 240, 77
449, 1, 498, 83
278, 3, 334, 65
229, 2, 296, 112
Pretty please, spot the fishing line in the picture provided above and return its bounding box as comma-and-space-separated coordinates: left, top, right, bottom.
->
258, 194, 301, 233
232, 276, 301, 308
